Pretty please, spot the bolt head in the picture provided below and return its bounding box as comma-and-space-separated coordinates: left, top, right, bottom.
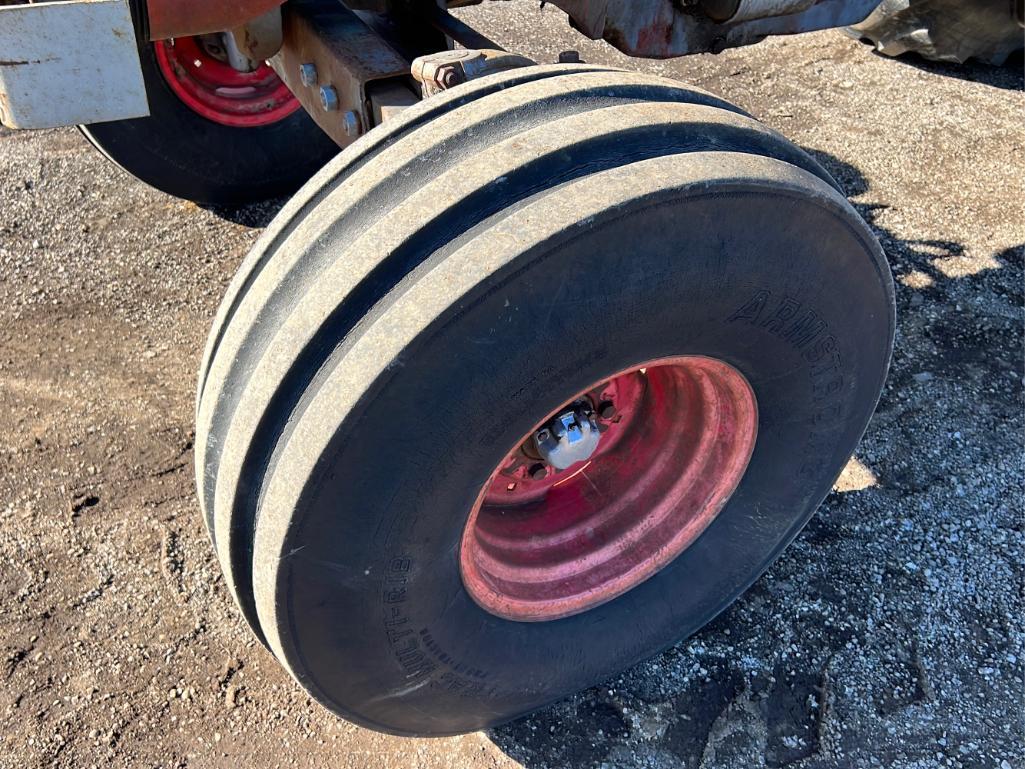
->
319, 85, 338, 112
435, 64, 465, 90
341, 110, 361, 138
299, 62, 317, 87
558, 50, 581, 64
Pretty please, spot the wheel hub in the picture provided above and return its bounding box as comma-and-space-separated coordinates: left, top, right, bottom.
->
459, 356, 758, 622
534, 403, 601, 470
153, 37, 300, 128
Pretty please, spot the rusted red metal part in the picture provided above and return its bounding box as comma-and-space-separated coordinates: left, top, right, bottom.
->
148, 0, 286, 41
547, 0, 878, 58
460, 356, 758, 623
154, 38, 299, 127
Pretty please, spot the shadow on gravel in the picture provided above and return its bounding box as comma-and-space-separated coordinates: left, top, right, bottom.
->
872, 48, 1024, 92
201, 196, 289, 228
488, 152, 1023, 769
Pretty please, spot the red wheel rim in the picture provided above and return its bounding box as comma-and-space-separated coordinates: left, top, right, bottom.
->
459, 356, 758, 622
153, 37, 300, 128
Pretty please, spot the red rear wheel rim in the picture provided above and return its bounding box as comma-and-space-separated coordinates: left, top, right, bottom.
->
459, 356, 758, 622
154, 37, 300, 128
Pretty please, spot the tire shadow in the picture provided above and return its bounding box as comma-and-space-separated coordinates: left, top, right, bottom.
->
200, 196, 289, 228
487, 151, 1023, 769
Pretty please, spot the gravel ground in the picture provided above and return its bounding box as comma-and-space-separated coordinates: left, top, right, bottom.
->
0, 7, 1022, 768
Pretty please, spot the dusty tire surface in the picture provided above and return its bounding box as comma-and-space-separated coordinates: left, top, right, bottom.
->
195, 65, 894, 735
80, 42, 339, 206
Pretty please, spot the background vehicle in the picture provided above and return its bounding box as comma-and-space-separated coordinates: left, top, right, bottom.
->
851, 0, 1024, 65
0, 0, 915, 736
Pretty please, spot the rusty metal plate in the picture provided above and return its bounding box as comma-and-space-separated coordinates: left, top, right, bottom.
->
549, 0, 880, 57
148, 0, 286, 41
271, 0, 417, 147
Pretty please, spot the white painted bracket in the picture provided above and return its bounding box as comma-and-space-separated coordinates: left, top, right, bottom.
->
0, 0, 149, 129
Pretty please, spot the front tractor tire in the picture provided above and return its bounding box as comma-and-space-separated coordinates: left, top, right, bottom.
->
195, 64, 895, 735
81, 37, 339, 206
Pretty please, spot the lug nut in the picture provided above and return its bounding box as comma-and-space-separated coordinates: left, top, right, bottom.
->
598, 400, 616, 419
299, 62, 318, 87
319, 85, 339, 112
558, 50, 581, 63
528, 463, 548, 481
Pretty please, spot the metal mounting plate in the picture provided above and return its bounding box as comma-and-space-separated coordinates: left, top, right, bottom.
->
270, 0, 417, 147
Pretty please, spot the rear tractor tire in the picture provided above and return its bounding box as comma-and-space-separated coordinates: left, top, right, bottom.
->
81, 37, 339, 206
195, 64, 895, 736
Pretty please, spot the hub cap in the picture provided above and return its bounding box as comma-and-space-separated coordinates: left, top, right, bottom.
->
459, 356, 758, 622
154, 37, 300, 128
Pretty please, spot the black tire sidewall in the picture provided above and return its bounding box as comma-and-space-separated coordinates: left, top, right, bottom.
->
82, 41, 338, 206
269, 185, 892, 735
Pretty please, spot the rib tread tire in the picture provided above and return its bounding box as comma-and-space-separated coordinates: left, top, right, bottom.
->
194, 67, 892, 737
